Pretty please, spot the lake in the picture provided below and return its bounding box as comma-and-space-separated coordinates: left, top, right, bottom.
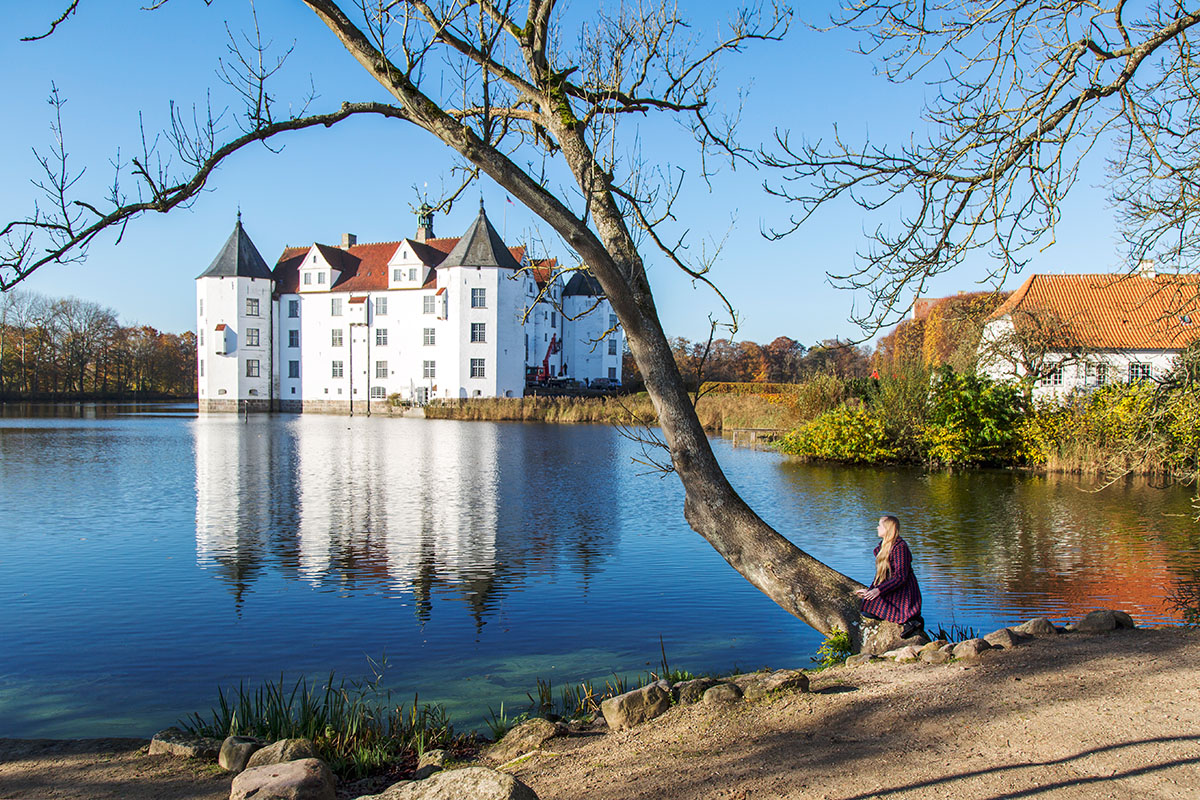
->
1, 403, 1197, 738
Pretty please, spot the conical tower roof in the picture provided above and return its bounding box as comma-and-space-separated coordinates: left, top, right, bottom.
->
198, 216, 273, 280
437, 202, 522, 270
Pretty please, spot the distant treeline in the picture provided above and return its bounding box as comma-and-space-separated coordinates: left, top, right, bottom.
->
0, 290, 196, 399
622, 335, 872, 390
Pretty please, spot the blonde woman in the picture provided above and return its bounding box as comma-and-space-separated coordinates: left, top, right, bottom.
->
854, 515, 924, 638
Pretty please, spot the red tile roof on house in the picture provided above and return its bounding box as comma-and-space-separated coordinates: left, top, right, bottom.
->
272, 237, 527, 296
988, 273, 1200, 350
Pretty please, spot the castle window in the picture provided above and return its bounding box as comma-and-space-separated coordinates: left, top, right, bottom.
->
288, 300, 299, 317
246, 328, 260, 347
370, 386, 386, 399
199, 299, 204, 315
199, 330, 204, 346
550, 311, 556, 328
423, 328, 436, 346
471, 323, 486, 343
289, 329, 299, 348
332, 360, 344, 378
423, 295, 436, 314
199, 360, 204, 377
331, 298, 343, 316
376, 328, 388, 346
375, 360, 388, 379
331, 329, 343, 347
246, 359, 260, 377
304, 273, 312, 285
246, 298, 260, 316
609, 314, 618, 328
471, 288, 486, 308
608, 338, 617, 355
423, 360, 436, 378
608, 367, 617, 380
288, 361, 299, 379
375, 297, 387, 316
470, 358, 486, 378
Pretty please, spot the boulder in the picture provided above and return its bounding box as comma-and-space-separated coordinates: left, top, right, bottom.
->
892, 645, 922, 662
920, 648, 951, 665
246, 738, 319, 770
860, 618, 930, 655
412, 748, 446, 780
702, 683, 744, 705
600, 682, 671, 731
731, 669, 810, 700
1015, 617, 1059, 637
952, 638, 991, 659
918, 641, 944, 654
673, 678, 719, 705
230, 758, 336, 800
219, 735, 263, 773
354, 767, 538, 800
487, 718, 557, 764
983, 628, 1030, 649
147, 727, 221, 760
1071, 609, 1136, 633
845, 654, 879, 667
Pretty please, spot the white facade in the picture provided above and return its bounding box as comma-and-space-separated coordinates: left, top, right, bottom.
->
197, 209, 623, 412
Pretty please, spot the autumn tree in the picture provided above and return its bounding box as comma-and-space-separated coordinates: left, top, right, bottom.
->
2, 3, 889, 646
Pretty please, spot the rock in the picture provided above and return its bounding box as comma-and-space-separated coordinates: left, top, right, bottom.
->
230, 758, 336, 800
355, 766, 538, 800
860, 618, 930, 655
892, 645, 922, 662
733, 669, 810, 700
411, 748, 446, 780
845, 653, 879, 667
952, 638, 991, 659
920, 648, 951, 664
487, 718, 557, 763
673, 677, 719, 705
702, 683, 744, 705
600, 682, 671, 731
219, 735, 263, 773
1071, 609, 1137, 633
984, 628, 1030, 649
1015, 617, 1059, 636
246, 738, 319, 770
147, 727, 221, 760
919, 641, 944, 654
939, 643, 955, 653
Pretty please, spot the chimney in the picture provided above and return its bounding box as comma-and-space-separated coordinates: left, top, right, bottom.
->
341, 233, 357, 249
1137, 258, 1156, 279
415, 203, 435, 243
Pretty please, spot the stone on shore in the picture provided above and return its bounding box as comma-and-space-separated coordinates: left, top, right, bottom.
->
230, 758, 335, 800
1071, 609, 1136, 633
891, 645, 922, 662
246, 738, 319, 770
984, 628, 1030, 649
487, 718, 557, 764
920, 648, 951, 664
952, 638, 991, 659
354, 766, 538, 800
600, 682, 671, 730
219, 735, 263, 773
845, 653, 879, 667
1015, 617, 1059, 637
673, 678, 719, 705
411, 748, 446, 780
732, 669, 810, 700
860, 618, 930, 655
147, 727, 221, 760
702, 683, 744, 705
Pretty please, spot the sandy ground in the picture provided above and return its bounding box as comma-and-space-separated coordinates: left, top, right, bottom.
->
2, 627, 1198, 800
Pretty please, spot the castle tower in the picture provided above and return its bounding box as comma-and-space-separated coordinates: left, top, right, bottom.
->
196, 215, 276, 412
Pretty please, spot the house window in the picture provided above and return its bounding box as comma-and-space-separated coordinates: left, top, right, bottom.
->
1041, 365, 1063, 386
423, 328, 436, 346
608, 338, 617, 355
317, 273, 326, 284
471, 322, 486, 343
471, 288, 486, 308
331, 298, 343, 316
1086, 363, 1108, 385
370, 386, 386, 399
1129, 362, 1151, 382
289, 300, 299, 318
246, 298, 260, 316
332, 329, 343, 347
423, 295, 436, 314
332, 360, 344, 378
393, 268, 402, 282
408, 268, 418, 282
470, 358, 486, 378
288, 360, 299, 379
246, 359, 260, 377
375, 297, 387, 316
376, 360, 388, 379
608, 367, 617, 380
609, 313, 618, 328
246, 328, 260, 347
423, 360, 436, 378
289, 329, 299, 348
304, 272, 312, 285
376, 328, 388, 346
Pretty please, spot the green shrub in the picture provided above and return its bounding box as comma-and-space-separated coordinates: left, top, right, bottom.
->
921, 366, 1024, 466
779, 405, 897, 463
812, 627, 852, 669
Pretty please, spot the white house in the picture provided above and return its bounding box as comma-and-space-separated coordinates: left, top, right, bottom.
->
197, 204, 623, 413
978, 267, 1200, 401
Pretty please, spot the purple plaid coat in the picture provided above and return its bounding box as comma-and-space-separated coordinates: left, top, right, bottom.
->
861, 537, 922, 623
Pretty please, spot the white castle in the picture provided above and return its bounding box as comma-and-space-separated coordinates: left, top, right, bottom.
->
196, 204, 622, 412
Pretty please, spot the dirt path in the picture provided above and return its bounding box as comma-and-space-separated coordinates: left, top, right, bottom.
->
2, 628, 1198, 800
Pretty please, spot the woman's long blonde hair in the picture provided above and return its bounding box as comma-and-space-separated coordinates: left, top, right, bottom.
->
874, 515, 901, 585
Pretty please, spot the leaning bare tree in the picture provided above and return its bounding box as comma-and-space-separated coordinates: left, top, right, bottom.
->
2, 3, 887, 646
763, 2, 1200, 333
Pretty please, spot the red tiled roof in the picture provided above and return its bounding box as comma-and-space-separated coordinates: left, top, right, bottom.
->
528, 257, 558, 287
988, 273, 1200, 350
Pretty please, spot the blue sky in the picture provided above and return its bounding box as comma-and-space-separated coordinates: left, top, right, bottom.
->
0, 1, 1123, 344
